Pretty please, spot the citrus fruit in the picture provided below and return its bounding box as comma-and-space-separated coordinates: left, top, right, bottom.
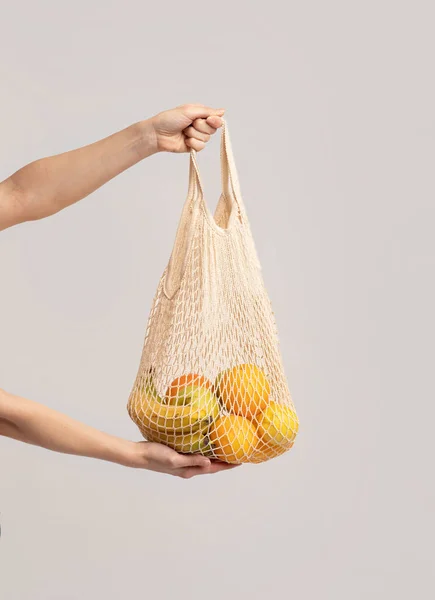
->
250, 439, 294, 464
209, 414, 259, 463
214, 364, 270, 419
255, 401, 299, 447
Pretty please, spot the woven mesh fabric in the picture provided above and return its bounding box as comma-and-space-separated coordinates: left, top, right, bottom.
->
127, 120, 298, 464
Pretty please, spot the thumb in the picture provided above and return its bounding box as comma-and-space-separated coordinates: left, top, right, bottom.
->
183, 104, 225, 121
178, 453, 211, 469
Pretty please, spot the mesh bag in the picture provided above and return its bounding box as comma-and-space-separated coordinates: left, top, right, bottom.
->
127, 120, 298, 464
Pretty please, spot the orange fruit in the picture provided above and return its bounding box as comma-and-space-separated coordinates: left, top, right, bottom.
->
209, 415, 259, 463
166, 373, 213, 404
255, 401, 299, 447
250, 439, 294, 464
214, 364, 270, 419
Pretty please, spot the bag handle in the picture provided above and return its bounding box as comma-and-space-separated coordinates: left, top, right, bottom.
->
187, 119, 244, 219
186, 146, 203, 210
163, 152, 201, 299
220, 119, 245, 218
164, 119, 243, 299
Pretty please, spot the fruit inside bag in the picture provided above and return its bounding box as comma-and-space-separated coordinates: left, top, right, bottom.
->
127, 120, 299, 464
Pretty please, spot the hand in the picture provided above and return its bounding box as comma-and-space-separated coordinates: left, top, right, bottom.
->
150, 103, 226, 153
123, 440, 240, 478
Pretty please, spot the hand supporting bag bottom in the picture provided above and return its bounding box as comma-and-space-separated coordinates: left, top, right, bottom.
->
127, 120, 299, 464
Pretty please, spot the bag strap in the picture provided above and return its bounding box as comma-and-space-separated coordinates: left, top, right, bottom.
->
187, 119, 244, 219
164, 119, 243, 299
220, 119, 245, 218
163, 149, 202, 299
187, 147, 203, 211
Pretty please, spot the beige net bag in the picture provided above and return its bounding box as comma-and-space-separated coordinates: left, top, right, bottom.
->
127, 120, 298, 464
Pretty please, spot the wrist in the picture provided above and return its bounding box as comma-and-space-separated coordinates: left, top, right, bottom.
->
110, 437, 134, 467
134, 118, 160, 158
112, 438, 145, 468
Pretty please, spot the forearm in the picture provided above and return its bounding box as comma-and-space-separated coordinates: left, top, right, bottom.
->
0, 388, 133, 465
3, 119, 157, 225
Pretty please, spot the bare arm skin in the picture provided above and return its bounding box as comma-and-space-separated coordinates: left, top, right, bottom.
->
0, 388, 237, 477
0, 103, 225, 230
0, 104, 238, 478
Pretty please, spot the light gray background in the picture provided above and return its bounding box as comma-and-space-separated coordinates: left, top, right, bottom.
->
1, 1, 434, 598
